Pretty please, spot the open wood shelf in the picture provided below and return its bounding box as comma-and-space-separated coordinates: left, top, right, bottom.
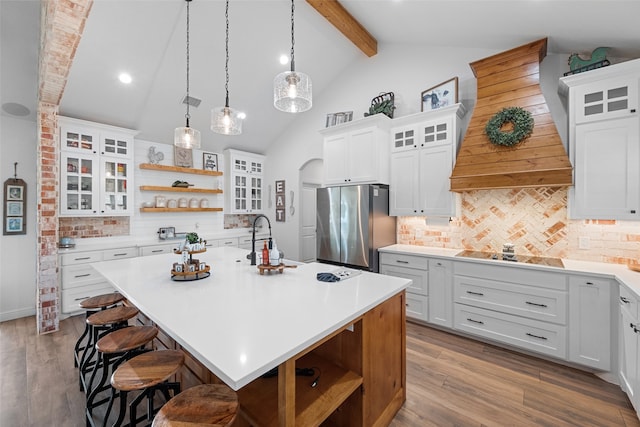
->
237, 352, 363, 427
139, 207, 223, 213
139, 163, 223, 176
139, 185, 223, 194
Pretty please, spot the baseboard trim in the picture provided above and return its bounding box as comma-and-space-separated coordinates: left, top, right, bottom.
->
0, 307, 36, 322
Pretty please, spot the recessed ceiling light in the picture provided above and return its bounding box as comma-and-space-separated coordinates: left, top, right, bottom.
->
118, 72, 132, 84
279, 55, 289, 65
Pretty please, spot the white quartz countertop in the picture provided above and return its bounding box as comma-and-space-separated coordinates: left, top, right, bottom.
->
91, 247, 411, 390
380, 244, 640, 297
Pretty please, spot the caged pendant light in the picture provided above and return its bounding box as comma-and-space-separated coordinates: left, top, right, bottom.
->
211, 0, 243, 135
174, 0, 201, 149
273, 0, 312, 113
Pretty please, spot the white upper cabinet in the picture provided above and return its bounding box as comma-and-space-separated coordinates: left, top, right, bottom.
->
559, 59, 640, 220
320, 114, 391, 186
389, 104, 466, 216
224, 149, 265, 214
59, 117, 136, 217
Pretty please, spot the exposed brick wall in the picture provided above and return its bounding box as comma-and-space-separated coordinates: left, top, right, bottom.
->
37, 0, 93, 334
59, 216, 130, 239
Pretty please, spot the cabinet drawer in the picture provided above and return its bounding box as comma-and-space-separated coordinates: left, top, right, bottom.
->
60, 251, 103, 266
454, 275, 567, 324
61, 283, 115, 314
406, 293, 428, 322
454, 304, 567, 359
380, 265, 428, 296
61, 264, 107, 289
216, 238, 238, 247
455, 262, 567, 291
620, 284, 639, 321
140, 244, 176, 256
380, 252, 429, 270
103, 247, 137, 260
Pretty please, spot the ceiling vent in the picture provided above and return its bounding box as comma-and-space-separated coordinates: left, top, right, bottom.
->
182, 95, 201, 108
450, 38, 573, 192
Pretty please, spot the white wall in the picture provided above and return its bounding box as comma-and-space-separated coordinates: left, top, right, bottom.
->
0, 115, 37, 321
265, 43, 574, 260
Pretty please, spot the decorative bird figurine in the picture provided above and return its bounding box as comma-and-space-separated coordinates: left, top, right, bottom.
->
147, 146, 165, 164
568, 47, 609, 72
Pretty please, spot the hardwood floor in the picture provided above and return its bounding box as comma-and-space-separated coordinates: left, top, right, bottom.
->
1, 315, 638, 426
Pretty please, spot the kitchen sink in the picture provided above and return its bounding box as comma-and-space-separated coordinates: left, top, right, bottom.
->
455, 250, 564, 268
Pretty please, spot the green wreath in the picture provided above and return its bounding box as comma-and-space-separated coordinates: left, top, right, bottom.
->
484, 107, 534, 147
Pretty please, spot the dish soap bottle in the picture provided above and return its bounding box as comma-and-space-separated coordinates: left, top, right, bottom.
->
262, 241, 270, 266
269, 240, 280, 266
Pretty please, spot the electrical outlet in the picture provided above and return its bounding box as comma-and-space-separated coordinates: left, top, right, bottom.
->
578, 236, 590, 250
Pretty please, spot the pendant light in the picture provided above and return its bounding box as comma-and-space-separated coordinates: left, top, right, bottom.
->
273, 0, 312, 113
174, 0, 201, 149
211, 0, 243, 135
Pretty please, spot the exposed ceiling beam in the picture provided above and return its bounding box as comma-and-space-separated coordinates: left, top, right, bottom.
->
306, 0, 377, 57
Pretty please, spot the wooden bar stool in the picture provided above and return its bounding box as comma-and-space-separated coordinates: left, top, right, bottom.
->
86, 326, 158, 426
152, 384, 238, 427
79, 305, 140, 393
74, 292, 125, 368
105, 350, 184, 427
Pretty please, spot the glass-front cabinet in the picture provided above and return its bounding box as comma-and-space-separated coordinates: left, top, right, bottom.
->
59, 117, 136, 217
225, 149, 265, 214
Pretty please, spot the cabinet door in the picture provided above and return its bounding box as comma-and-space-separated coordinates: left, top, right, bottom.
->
574, 76, 638, 124
419, 144, 455, 216
100, 158, 132, 215
323, 133, 349, 185
101, 132, 133, 159
60, 125, 99, 154
620, 312, 640, 412
60, 152, 99, 216
347, 127, 379, 183
568, 276, 611, 370
389, 150, 420, 216
572, 116, 640, 219
391, 126, 417, 152
428, 259, 453, 328
420, 117, 453, 148
250, 175, 263, 213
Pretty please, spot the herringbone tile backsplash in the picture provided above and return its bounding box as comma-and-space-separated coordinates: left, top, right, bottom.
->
398, 187, 640, 265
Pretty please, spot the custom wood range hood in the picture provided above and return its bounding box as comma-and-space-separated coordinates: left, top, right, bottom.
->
450, 38, 573, 192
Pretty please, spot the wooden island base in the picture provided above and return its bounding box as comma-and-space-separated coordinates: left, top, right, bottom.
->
131, 292, 406, 427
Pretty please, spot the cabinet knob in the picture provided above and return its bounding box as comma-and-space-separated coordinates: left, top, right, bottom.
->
631, 210, 636, 214
620, 296, 630, 304
631, 109, 636, 113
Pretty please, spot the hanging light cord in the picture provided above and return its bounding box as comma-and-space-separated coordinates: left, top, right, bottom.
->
224, 0, 230, 108
185, 0, 192, 127
290, 0, 295, 72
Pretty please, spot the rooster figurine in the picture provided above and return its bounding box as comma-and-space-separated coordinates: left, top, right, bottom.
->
147, 146, 165, 164
568, 47, 609, 72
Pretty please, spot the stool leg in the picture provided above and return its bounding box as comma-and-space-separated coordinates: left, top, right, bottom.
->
74, 310, 93, 368
106, 389, 127, 427
87, 352, 112, 413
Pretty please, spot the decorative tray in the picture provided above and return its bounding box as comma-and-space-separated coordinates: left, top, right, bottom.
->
171, 265, 210, 281
257, 263, 297, 275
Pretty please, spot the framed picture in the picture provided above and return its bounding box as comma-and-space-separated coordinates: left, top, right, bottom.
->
4, 178, 26, 235
174, 146, 193, 168
421, 77, 458, 112
203, 152, 218, 171
7, 201, 22, 216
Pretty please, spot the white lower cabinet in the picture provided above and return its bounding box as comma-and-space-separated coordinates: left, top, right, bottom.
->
619, 285, 640, 414
428, 259, 453, 327
139, 243, 177, 257
379, 252, 429, 322
568, 275, 612, 370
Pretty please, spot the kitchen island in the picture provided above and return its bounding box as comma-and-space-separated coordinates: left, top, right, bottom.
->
91, 246, 411, 427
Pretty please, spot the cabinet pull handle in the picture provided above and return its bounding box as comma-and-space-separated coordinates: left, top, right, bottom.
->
585, 281, 594, 285
436, 262, 442, 266
525, 301, 548, 308
526, 332, 548, 341
74, 273, 91, 279
466, 318, 484, 325
74, 257, 91, 261
113, 253, 128, 257
395, 260, 409, 264
621, 296, 630, 304
151, 249, 163, 253
466, 291, 484, 296
74, 296, 90, 301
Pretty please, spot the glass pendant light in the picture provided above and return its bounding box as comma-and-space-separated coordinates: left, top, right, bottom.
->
273, 0, 312, 113
211, 0, 243, 135
174, 0, 201, 148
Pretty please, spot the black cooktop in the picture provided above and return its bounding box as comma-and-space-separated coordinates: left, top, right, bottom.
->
455, 250, 564, 268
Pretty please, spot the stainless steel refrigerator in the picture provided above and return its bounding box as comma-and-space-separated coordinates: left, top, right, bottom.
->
316, 184, 396, 273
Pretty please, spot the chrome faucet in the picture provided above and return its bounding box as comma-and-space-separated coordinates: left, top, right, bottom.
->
249, 214, 272, 265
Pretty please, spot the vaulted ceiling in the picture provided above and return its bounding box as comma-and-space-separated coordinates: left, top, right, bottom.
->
3, 0, 640, 154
